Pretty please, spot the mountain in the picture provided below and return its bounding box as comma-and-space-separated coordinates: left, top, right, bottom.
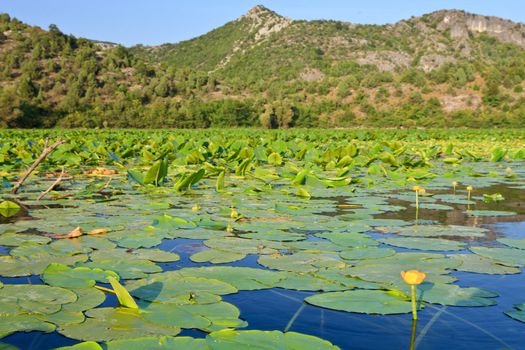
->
1, 7, 525, 128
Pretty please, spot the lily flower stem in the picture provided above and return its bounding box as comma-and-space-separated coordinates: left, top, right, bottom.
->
415, 190, 419, 222
411, 284, 418, 321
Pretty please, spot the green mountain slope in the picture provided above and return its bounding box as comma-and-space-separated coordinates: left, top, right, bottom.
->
1, 6, 525, 128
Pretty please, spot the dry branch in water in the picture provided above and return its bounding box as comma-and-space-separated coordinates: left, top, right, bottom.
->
11, 138, 64, 194
37, 167, 66, 201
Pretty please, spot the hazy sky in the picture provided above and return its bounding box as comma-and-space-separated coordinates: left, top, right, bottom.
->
2, 1, 525, 46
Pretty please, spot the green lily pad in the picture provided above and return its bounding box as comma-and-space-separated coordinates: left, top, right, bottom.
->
42, 263, 119, 288
0, 254, 89, 277
402, 282, 498, 307
0, 314, 56, 333
55, 342, 103, 350
241, 231, 305, 242
275, 273, 348, 292
305, 289, 412, 315
464, 210, 517, 217
390, 225, 488, 238
346, 252, 459, 285
505, 304, 525, 323
89, 248, 180, 263
177, 266, 285, 290
206, 329, 341, 349
104, 336, 208, 350
498, 238, 525, 250
0, 284, 77, 312
377, 237, 466, 251
58, 308, 181, 342
83, 259, 162, 279
190, 249, 246, 264
142, 301, 246, 332
258, 252, 344, 273
127, 276, 237, 303
204, 237, 285, 255
314, 232, 377, 248
62, 288, 107, 312
449, 254, 521, 274
0, 201, 20, 217
470, 246, 525, 266
0, 232, 51, 246
339, 247, 396, 260
37, 310, 85, 326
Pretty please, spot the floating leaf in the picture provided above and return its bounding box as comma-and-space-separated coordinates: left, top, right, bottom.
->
58, 308, 180, 342
449, 254, 521, 275
177, 266, 285, 290
42, 263, 119, 289
378, 237, 466, 251
104, 337, 207, 350
190, 249, 246, 264
0, 201, 20, 217
306, 290, 412, 315
207, 329, 341, 349
470, 246, 525, 266
505, 304, 525, 323
339, 247, 396, 260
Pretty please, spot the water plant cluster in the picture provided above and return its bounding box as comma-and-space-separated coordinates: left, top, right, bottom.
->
0, 129, 524, 349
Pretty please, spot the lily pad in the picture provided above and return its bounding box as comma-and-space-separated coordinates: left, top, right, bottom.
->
0, 232, 51, 246
339, 247, 396, 260
83, 259, 161, 279
464, 210, 517, 217
42, 263, 119, 288
127, 276, 237, 303
306, 290, 412, 315
104, 336, 208, 350
390, 225, 488, 238
207, 329, 341, 349
449, 254, 521, 274
470, 246, 525, 267
190, 249, 246, 264
0, 201, 20, 217
177, 266, 285, 290
258, 252, 344, 273
58, 308, 181, 342
505, 304, 525, 323
498, 238, 525, 250
377, 237, 466, 251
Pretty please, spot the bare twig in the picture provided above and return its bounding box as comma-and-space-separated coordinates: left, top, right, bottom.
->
98, 176, 113, 193
11, 138, 64, 194
37, 167, 65, 201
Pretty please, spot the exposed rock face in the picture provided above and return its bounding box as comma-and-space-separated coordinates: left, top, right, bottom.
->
440, 93, 482, 112
437, 10, 525, 46
241, 5, 292, 41
356, 51, 412, 72
419, 54, 456, 72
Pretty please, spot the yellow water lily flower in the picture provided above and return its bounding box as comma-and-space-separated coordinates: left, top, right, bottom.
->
401, 269, 427, 320
401, 270, 426, 285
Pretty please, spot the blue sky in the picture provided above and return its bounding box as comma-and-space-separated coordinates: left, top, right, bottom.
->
1, 1, 524, 46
